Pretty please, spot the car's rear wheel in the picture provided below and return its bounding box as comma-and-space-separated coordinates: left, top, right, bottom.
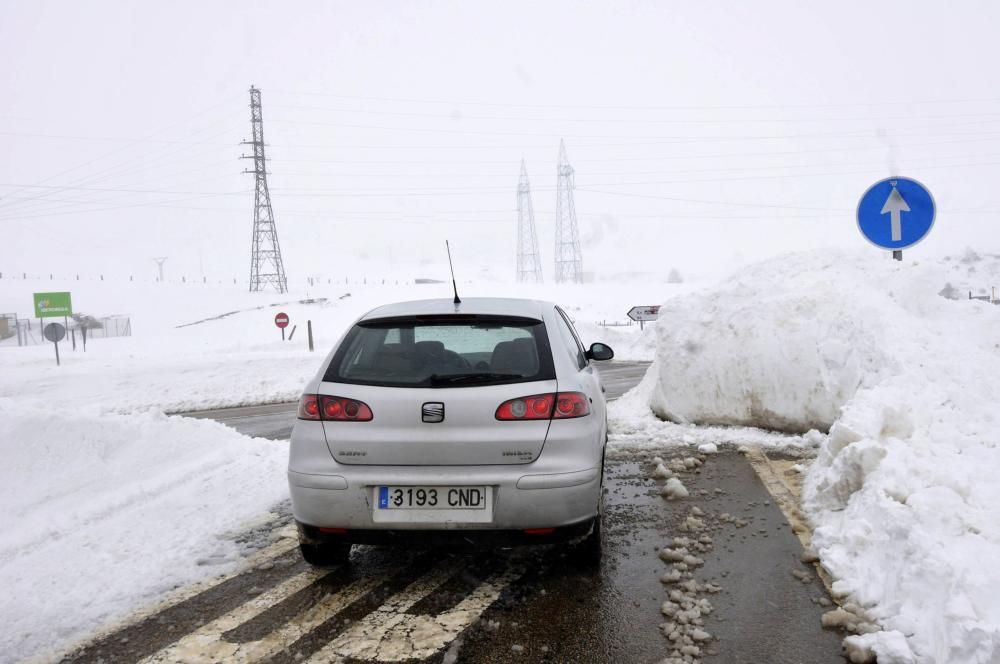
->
574, 513, 603, 564
576, 449, 607, 563
299, 541, 352, 567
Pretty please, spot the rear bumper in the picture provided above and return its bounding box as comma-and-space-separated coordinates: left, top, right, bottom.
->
288, 466, 602, 531
297, 518, 595, 548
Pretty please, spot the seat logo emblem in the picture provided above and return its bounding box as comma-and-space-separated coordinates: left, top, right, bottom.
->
422, 402, 445, 423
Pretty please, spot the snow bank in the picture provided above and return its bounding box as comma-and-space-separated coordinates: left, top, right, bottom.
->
607, 356, 823, 454
0, 399, 288, 661
646, 253, 904, 432
643, 250, 1000, 662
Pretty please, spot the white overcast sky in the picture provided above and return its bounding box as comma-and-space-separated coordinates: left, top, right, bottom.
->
2, 0, 1000, 282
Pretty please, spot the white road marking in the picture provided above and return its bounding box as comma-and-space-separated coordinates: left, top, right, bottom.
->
142, 557, 512, 664
225, 574, 383, 662
140, 568, 328, 663
60, 523, 299, 661
309, 563, 525, 663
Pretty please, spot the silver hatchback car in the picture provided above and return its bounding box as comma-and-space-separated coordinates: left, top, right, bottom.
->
287, 297, 614, 566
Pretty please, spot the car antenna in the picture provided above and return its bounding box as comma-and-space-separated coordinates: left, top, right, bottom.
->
446, 240, 461, 305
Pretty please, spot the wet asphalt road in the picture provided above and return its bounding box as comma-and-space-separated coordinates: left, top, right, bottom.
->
62, 362, 846, 663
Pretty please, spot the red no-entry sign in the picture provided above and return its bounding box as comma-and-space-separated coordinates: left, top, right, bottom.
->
274, 312, 289, 329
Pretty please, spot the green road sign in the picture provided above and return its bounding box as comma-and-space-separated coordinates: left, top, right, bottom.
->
33, 292, 73, 318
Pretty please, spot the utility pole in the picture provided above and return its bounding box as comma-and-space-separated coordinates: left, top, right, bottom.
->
554, 139, 583, 283
516, 160, 543, 283
241, 86, 289, 294
153, 257, 167, 282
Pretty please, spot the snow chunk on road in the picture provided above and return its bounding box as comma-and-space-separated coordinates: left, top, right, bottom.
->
0, 399, 288, 661
659, 477, 689, 500
844, 631, 916, 664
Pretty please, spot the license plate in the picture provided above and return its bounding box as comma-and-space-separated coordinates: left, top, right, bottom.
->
377, 485, 487, 510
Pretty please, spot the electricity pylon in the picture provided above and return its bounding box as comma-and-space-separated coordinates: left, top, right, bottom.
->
554, 139, 583, 283
516, 160, 543, 283
153, 257, 167, 282
241, 86, 288, 294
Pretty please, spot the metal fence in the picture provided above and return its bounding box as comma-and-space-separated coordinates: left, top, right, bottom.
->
0, 314, 132, 347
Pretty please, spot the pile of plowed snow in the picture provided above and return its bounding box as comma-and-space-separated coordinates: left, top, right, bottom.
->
0, 399, 288, 661
638, 250, 1000, 663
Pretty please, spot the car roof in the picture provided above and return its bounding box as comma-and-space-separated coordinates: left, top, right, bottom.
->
360, 297, 553, 321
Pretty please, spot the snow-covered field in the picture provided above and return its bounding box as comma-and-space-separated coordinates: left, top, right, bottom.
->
0, 278, 668, 413
628, 249, 1000, 663
0, 400, 289, 660
0, 274, 676, 662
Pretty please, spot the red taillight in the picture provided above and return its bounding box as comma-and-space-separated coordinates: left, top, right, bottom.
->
319, 527, 347, 534
297, 395, 320, 420
523, 528, 555, 535
554, 392, 590, 419
496, 394, 554, 420
321, 396, 373, 421
495, 392, 589, 421
297, 394, 373, 422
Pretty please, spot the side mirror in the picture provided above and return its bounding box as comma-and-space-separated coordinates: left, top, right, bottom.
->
586, 342, 615, 362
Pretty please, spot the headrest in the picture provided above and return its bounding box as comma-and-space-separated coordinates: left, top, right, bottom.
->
491, 337, 538, 375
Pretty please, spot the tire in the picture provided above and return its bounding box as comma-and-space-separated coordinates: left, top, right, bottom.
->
299, 541, 351, 567
574, 443, 607, 564
569, 515, 603, 566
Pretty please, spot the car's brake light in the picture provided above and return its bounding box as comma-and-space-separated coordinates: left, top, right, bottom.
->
495, 392, 589, 420
298, 394, 320, 420
495, 394, 554, 420
297, 394, 373, 421
553, 392, 590, 419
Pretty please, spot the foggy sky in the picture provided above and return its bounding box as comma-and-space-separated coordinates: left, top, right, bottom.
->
2, 1, 1000, 283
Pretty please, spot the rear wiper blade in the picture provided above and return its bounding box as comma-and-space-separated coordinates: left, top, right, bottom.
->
429, 372, 522, 385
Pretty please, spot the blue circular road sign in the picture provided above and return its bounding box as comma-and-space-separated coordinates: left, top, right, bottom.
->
856, 176, 935, 250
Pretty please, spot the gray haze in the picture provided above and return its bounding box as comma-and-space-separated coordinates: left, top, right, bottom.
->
2, 1, 999, 283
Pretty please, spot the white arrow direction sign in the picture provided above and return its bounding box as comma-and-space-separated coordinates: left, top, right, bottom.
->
880, 185, 911, 242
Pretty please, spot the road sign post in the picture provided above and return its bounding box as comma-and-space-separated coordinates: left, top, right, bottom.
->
274, 312, 290, 341
43, 322, 66, 366
857, 177, 935, 260
627, 305, 661, 331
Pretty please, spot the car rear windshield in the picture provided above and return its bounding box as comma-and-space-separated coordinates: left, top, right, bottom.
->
324, 314, 555, 388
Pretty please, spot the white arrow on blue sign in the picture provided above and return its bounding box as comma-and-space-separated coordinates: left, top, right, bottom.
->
856, 176, 935, 250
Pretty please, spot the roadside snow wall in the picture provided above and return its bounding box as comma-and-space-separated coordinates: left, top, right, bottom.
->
647, 250, 1000, 663
0, 400, 288, 661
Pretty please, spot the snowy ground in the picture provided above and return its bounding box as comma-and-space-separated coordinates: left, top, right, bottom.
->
625, 249, 1000, 664
0, 400, 289, 661
0, 273, 679, 662
0, 277, 669, 413
9, 249, 1000, 663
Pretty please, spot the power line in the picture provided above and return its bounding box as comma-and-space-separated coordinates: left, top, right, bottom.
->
271, 89, 1000, 112
267, 115, 1000, 141
0, 131, 239, 147
0, 92, 242, 210
269, 102, 1000, 126
0, 191, 251, 221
